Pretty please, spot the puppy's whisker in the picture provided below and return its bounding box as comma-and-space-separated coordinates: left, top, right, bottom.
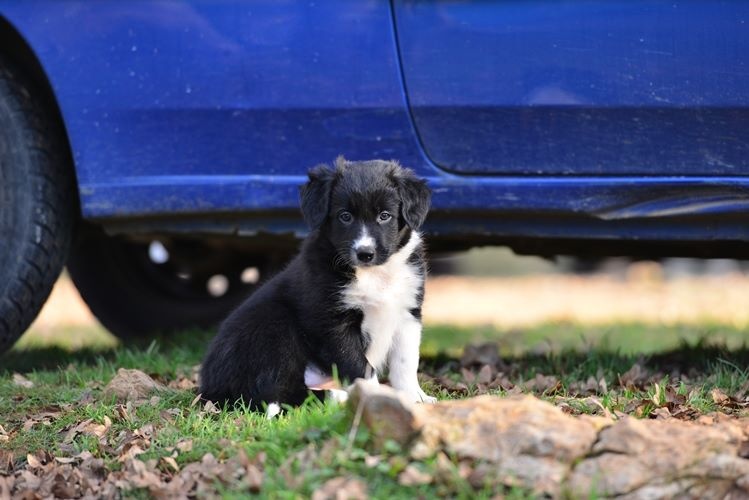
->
332, 252, 353, 272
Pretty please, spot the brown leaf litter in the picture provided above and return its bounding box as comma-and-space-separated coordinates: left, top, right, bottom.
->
2, 367, 274, 498
1, 446, 267, 499
312, 476, 368, 500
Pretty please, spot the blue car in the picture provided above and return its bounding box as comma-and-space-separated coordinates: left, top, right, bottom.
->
1, 1, 748, 353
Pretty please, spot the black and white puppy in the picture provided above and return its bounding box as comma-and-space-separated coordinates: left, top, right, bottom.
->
200, 157, 435, 410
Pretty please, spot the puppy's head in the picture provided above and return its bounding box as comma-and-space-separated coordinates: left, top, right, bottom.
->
300, 157, 431, 268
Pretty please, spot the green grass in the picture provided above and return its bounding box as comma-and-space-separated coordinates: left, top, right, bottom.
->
422, 321, 749, 357
3, 322, 749, 497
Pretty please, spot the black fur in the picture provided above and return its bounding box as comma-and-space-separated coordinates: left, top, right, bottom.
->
200, 157, 431, 409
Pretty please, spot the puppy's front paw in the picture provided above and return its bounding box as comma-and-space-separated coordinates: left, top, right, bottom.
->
416, 389, 437, 404
326, 388, 349, 404
399, 386, 437, 404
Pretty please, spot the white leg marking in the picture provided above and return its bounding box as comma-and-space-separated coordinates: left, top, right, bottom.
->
363, 308, 398, 371
388, 315, 437, 404
326, 389, 350, 403
266, 402, 281, 419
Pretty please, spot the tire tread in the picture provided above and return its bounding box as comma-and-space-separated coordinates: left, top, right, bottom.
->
0, 55, 75, 353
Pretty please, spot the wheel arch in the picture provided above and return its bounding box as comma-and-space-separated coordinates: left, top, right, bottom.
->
0, 15, 81, 220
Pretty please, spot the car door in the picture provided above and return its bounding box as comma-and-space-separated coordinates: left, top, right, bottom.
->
393, 1, 749, 176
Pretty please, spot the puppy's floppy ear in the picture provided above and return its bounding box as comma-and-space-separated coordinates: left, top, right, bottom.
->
300, 165, 336, 229
393, 167, 431, 230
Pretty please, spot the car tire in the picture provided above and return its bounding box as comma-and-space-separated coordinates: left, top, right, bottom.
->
0, 57, 76, 354
67, 224, 280, 341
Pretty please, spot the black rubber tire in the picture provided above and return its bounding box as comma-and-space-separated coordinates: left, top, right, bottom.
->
68, 225, 278, 341
0, 57, 75, 354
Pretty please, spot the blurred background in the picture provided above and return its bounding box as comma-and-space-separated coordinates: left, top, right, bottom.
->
3, 1, 749, 363
24, 250, 749, 357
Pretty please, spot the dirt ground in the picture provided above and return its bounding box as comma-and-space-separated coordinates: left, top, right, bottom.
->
32, 265, 749, 331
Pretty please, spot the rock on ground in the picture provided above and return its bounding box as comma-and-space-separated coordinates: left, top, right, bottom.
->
568, 417, 749, 498
348, 381, 749, 498
103, 368, 167, 402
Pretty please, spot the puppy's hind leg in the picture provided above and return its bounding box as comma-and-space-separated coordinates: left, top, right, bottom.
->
266, 402, 282, 419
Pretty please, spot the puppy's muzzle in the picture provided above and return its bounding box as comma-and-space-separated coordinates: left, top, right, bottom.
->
351, 228, 377, 266
354, 245, 375, 264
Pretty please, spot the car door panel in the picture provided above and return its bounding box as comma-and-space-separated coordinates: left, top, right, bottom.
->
394, 1, 749, 176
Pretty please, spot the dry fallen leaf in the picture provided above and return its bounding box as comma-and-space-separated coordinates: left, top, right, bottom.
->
202, 400, 220, 414
312, 476, 368, 500
618, 362, 648, 389
26, 453, 43, 469
236, 449, 265, 493
12, 373, 34, 389
398, 464, 433, 486
460, 343, 500, 368
176, 439, 193, 454
709, 387, 747, 410
85, 416, 112, 439
476, 364, 494, 385
245, 463, 263, 493
114, 403, 134, 422
665, 385, 687, 405
63, 416, 110, 444
115, 424, 154, 462
0, 450, 12, 474
160, 408, 182, 424
460, 368, 476, 384
585, 397, 613, 419
522, 374, 560, 395
433, 376, 469, 395
119, 445, 147, 462
652, 407, 672, 419
122, 458, 166, 490
21, 406, 64, 433
161, 456, 180, 472
168, 375, 198, 391
0, 475, 11, 499
190, 393, 203, 408
711, 388, 730, 405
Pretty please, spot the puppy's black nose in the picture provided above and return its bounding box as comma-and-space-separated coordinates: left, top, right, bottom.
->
356, 247, 375, 263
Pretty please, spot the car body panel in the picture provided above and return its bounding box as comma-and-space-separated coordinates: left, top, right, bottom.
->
1, 1, 749, 253
0, 1, 431, 208
394, 0, 749, 176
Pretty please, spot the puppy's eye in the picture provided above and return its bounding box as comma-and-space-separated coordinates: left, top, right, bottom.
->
378, 211, 392, 222
338, 211, 353, 224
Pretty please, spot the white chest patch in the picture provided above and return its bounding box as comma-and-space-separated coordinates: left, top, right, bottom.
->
340, 232, 423, 371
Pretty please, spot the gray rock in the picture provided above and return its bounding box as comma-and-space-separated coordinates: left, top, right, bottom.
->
350, 383, 749, 498
347, 380, 419, 449
568, 417, 749, 498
